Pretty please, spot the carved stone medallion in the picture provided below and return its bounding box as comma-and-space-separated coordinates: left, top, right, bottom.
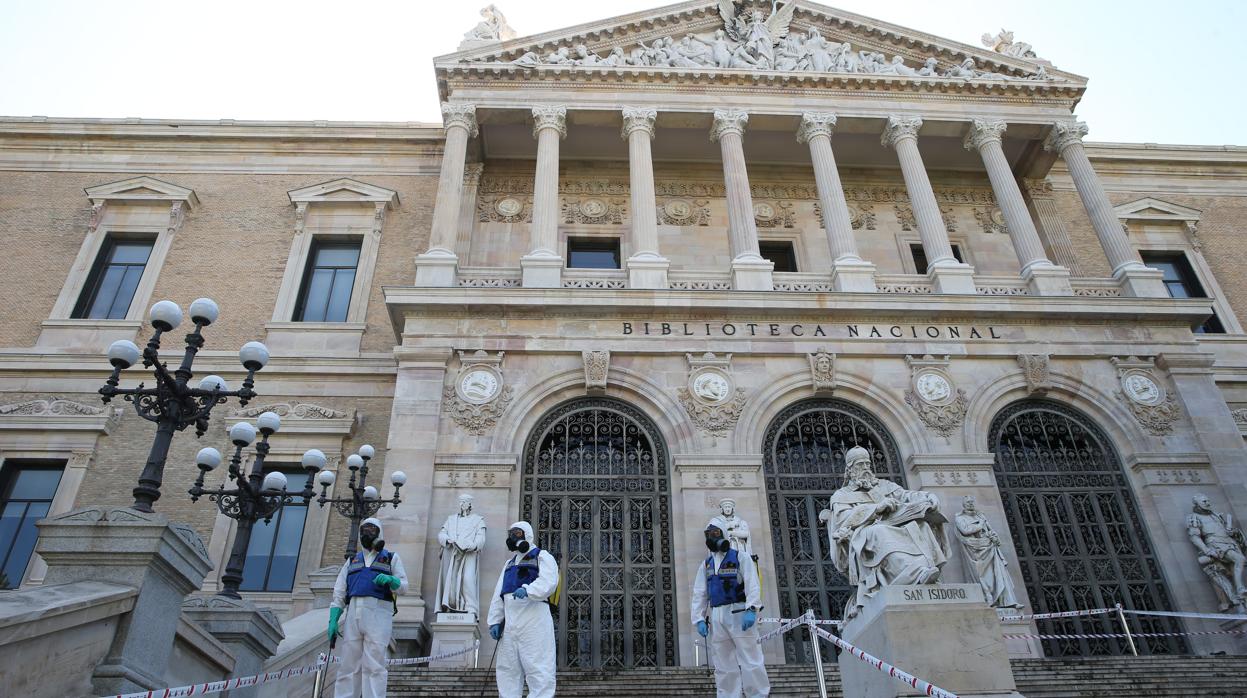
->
495, 197, 523, 218
445, 351, 512, 434
679, 352, 746, 436
1111, 356, 1181, 436
904, 355, 967, 437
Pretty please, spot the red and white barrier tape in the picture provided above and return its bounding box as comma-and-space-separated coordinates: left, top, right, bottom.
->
104, 641, 480, 698
997, 607, 1115, 622
1122, 608, 1247, 622
760, 616, 842, 626
810, 625, 959, 698
758, 610, 813, 643
1004, 630, 1247, 641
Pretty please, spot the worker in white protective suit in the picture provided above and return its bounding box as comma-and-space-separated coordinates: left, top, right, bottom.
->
487, 520, 559, 698
692, 522, 770, 698
329, 516, 409, 698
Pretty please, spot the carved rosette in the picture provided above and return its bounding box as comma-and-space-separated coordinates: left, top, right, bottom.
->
1043, 121, 1090, 153
441, 102, 479, 137
904, 355, 967, 437
881, 116, 923, 148
532, 106, 568, 139
808, 350, 836, 393
963, 118, 1007, 151
710, 109, 749, 142
582, 350, 609, 391
1016, 354, 1052, 395
621, 107, 657, 140
796, 112, 836, 144
1112, 356, 1181, 436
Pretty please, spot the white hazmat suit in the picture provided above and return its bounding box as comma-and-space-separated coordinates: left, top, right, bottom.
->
692, 529, 770, 698
331, 517, 409, 698
487, 520, 559, 698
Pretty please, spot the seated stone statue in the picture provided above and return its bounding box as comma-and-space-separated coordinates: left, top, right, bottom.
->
1188, 493, 1247, 613
820, 446, 948, 619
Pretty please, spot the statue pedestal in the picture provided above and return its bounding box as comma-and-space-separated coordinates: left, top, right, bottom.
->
838, 584, 1021, 698
429, 612, 479, 668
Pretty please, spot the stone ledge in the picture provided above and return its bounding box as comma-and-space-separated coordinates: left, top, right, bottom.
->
0, 580, 136, 643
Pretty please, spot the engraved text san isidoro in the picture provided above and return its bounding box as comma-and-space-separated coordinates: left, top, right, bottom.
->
621, 321, 1006, 339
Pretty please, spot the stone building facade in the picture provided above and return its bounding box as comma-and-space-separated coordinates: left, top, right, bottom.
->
2, 0, 1246, 671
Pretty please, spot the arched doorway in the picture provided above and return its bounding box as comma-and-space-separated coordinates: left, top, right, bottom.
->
989, 399, 1185, 656
763, 398, 904, 662
521, 397, 677, 669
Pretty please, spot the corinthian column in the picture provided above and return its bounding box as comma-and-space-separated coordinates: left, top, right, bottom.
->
415, 103, 477, 286
1044, 121, 1165, 297
621, 107, 669, 289
711, 109, 773, 291
798, 112, 876, 292
882, 116, 975, 294
521, 105, 567, 288
964, 118, 1072, 296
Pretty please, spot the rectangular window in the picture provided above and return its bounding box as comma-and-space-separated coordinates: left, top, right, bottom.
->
294, 240, 361, 322
910, 243, 963, 274
566, 237, 621, 269
72, 236, 155, 320
240, 469, 310, 593
759, 241, 798, 273
0, 461, 64, 589
1141, 252, 1225, 333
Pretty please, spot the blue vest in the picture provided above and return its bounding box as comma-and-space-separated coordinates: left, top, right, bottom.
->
346, 550, 394, 603
704, 549, 747, 608
501, 547, 542, 597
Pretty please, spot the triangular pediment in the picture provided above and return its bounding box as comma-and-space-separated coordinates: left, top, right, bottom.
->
287, 178, 399, 208
1114, 197, 1202, 222
85, 176, 199, 208
437, 0, 1084, 95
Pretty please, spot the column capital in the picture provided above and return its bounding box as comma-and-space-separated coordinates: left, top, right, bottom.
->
710, 109, 749, 142
532, 105, 568, 139
881, 115, 923, 148
963, 118, 1007, 151
1043, 120, 1089, 153
621, 107, 657, 140
440, 103, 478, 138
796, 112, 837, 144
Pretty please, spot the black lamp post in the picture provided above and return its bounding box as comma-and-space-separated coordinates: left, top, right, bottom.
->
99, 298, 270, 513
188, 412, 323, 598
316, 445, 405, 560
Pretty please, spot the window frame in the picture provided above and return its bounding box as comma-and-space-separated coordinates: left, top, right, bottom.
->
0, 459, 66, 589
566, 236, 622, 270
292, 238, 364, 323
759, 240, 799, 273
238, 465, 311, 593
1140, 250, 1227, 334
70, 234, 157, 320
909, 242, 964, 274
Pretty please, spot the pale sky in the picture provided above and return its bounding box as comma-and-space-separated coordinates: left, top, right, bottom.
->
0, 0, 1241, 146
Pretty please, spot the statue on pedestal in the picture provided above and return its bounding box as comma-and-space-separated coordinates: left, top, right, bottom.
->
819, 446, 949, 619
954, 496, 1022, 610
435, 493, 487, 618
708, 497, 752, 557
1187, 493, 1247, 613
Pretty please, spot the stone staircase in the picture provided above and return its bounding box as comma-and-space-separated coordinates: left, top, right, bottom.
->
388, 655, 1247, 697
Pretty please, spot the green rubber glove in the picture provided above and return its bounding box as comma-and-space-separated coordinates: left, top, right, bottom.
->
328, 606, 343, 643
374, 573, 401, 591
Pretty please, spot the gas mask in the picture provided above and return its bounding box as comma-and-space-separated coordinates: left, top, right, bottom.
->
705, 526, 730, 553
360, 525, 383, 552
506, 529, 530, 553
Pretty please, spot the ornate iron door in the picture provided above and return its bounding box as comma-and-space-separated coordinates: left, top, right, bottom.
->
762, 399, 903, 662
521, 398, 676, 669
990, 400, 1185, 656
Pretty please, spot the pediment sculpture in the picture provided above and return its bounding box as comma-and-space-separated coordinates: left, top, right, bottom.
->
507, 0, 1052, 82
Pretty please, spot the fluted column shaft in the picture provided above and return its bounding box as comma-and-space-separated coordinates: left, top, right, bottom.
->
883, 117, 956, 267
529, 107, 567, 257
1045, 122, 1142, 274
623, 108, 660, 256
711, 110, 761, 260
428, 104, 477, 253
798, 113, 861, 262
965, 119, 1051, 272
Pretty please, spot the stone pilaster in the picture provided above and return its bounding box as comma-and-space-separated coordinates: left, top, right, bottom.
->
522, 105, 567, 288
622, 107, 669, 289
798, 112, 876, 292
416, 103, 478, 287
882, 116, 975, 294
965, 119, 1072, 296
1022, 178, 1082, 275
711, 109, 773, 291
1044, 121, 1165, 297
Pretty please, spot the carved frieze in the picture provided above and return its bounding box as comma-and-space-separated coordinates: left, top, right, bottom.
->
753, 201, 794, 228
1016, 354, 1052, 395
478, 194, 531, 223
229, 402, 347, 419
894, 204, 916, 231
816, 201, 877, 230
657, 198, 711, 226
904, 355, 967, 437
974, 206, 1008, 234
0, 398, 105, 416
562, 197, 626, 224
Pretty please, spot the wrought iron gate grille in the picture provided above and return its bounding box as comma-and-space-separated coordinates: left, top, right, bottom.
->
990, 400, 1186, 656
762, 398, 903, 663
521, 398, 676, 669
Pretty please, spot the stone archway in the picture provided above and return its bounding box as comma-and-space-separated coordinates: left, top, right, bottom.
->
521, 397, 677, 669
989, 399, 1186, 656
762, 397, 904, 663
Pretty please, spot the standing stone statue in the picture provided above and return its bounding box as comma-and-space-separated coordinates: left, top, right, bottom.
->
1187, 493, 1247, 613
435, 493, 487, 618
819, 446, 949, 619
954, 496, 1022, 610
708, 497, 752, 557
